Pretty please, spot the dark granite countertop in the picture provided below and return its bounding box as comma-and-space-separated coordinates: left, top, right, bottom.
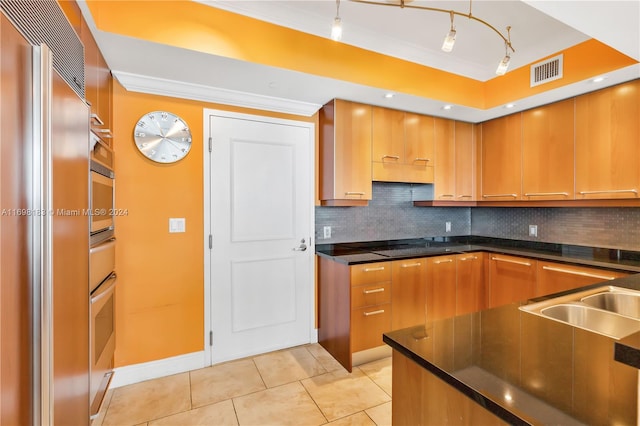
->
317, 237, 640, 423
384, 274, 640, 425
316, 236, 640, 273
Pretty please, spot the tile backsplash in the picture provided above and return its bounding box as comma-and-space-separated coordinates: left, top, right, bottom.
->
315, 182, 640, 251
472, 207, 640, 251
315, 182, 471, 243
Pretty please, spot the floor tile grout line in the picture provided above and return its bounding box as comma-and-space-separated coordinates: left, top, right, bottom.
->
298, 378, 329, 425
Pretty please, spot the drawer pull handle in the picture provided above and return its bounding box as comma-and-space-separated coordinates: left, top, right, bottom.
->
345, 192, 365, 197
542, 266, 615, 281
434, 259, 453, 264
401, 262, 422, 268
457, 195, 473, 198
482, 194, 518, 198
363, 288, 385, 294
491, 256, 531, 267
90, 113, 104, 126
382, 155, 400, 161
460, 256, 478, 261
524, 192, 569, 197
579, 189, 638, 196
439, 194, 455, 198
414, 158, 430, 163
364, 309, 385, 316
363, 266, 385, 272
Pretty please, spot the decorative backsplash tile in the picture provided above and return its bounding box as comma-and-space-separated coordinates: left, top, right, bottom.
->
315, 182, 640, 251
471, 207, 640, 251
315, 182, 470, 243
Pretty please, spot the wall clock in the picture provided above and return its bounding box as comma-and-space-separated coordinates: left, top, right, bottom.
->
134, 111, 192, 163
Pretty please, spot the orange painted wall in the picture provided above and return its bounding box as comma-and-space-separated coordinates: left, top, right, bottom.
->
112, 82, 317, 366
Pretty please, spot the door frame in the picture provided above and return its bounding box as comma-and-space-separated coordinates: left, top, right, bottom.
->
202, 109, 316, 366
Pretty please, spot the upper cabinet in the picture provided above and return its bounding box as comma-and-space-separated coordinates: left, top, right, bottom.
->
434, 119, 478, 202
522, 98, 575, 200
81, 19, 113, 143
575, 80, 640, 200
319, 99, 372, 206
372, 107, 434, 184
480, 113, 522, 201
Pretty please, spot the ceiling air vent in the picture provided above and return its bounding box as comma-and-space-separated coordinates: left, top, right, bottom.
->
530, 54, 563, 87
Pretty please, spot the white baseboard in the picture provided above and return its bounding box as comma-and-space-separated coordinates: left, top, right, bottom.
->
110, 351, 207, 389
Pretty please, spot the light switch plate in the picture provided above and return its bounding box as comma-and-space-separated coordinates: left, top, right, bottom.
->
529, 224, 538, 237
169, 218, 186, 233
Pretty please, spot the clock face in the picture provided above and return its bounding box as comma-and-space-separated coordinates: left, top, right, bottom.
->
134, 111, 192, 163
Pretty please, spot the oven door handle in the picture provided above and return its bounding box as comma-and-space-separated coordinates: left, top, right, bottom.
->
91, 273, 116, 304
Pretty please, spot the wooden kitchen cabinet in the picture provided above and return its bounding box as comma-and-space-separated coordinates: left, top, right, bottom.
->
488, 254, 536, 308
319, 99, 372, 206
426, 254, 457, 321
350, 262, 392, 353
522, 99, 575, 200
318, 257, 391, 371
433, 118, 455, 200
391, 258, 427, 330
536, 261, 629, 296
81, 19, 113, 143
372, 107, 434, 184
575, 79, 640, 200
456, 252, 487, 315
481, 114, 522, 201
434, 119, 478, 202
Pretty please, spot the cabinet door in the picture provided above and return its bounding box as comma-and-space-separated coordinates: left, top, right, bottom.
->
319, 99, 372, 204
456, 253, 486, 315
96, 51, 112, 136
488, 254, 536, 308
522, 99, 575, 200
80, 19, 98, 120
434, 118, 455, 200
405, 113, 435, 183
426, 255, 457, 321
481, 114, 522, 200
391, 258, 427, 329
455, 121, 477, 202
351, 303, 391, 352
575, 80, 640, 199
536, 261, 628, 297
372, 107, 405, 182
372, 107, 404, 163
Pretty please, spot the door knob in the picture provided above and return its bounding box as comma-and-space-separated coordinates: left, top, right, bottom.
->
292, 238, 307, 251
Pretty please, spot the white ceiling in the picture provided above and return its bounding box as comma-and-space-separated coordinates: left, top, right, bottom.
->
79, 0, 640, 122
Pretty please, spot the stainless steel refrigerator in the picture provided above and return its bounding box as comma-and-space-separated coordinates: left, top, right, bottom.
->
1, 10, 90, 426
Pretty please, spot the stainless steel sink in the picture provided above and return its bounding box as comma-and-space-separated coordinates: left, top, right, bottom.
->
519, 285, 640, 340
581, 291, 640, 319
540, 303, 640, 339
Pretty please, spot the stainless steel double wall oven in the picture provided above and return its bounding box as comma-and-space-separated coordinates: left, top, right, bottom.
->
89, 132, 116, 417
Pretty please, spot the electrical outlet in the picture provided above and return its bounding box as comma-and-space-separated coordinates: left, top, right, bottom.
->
323, 226, 332, 239
529, 224, 538, 237
445, 221, 452, 233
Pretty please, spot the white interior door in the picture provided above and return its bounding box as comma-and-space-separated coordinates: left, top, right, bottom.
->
205, 110, 314, 364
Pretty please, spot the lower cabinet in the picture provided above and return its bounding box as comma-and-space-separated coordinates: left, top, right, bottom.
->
391, 258, 428, 329
456, 252, 488, 315
426, 255, 457, 321
488, 254, 537, 308
536, 261, 629, 296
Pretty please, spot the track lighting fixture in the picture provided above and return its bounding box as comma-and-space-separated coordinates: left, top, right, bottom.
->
441, 11, 456, 53
331, 0, 515, 75
495, 27, 513, 75
331, 0, 343, 41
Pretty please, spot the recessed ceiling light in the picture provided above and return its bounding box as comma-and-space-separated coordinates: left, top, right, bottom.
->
591, 76, 607, 83
505, 103, 516, 109
384, 93, 395, 99
442, 105, 453, 110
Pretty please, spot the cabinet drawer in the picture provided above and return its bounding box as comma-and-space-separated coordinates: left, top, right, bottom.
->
351, 262, 391, 286
351, 303, 391, 353
352, 282, 391, 309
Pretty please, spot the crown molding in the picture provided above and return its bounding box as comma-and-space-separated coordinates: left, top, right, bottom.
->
112, 71, 322, 117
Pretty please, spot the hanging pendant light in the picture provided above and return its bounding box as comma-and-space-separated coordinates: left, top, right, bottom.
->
331, 0, 343, 41
441, 11, 456, 52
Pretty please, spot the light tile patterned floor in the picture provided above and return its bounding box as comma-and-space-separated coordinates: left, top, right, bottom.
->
93, 344, 392, 426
